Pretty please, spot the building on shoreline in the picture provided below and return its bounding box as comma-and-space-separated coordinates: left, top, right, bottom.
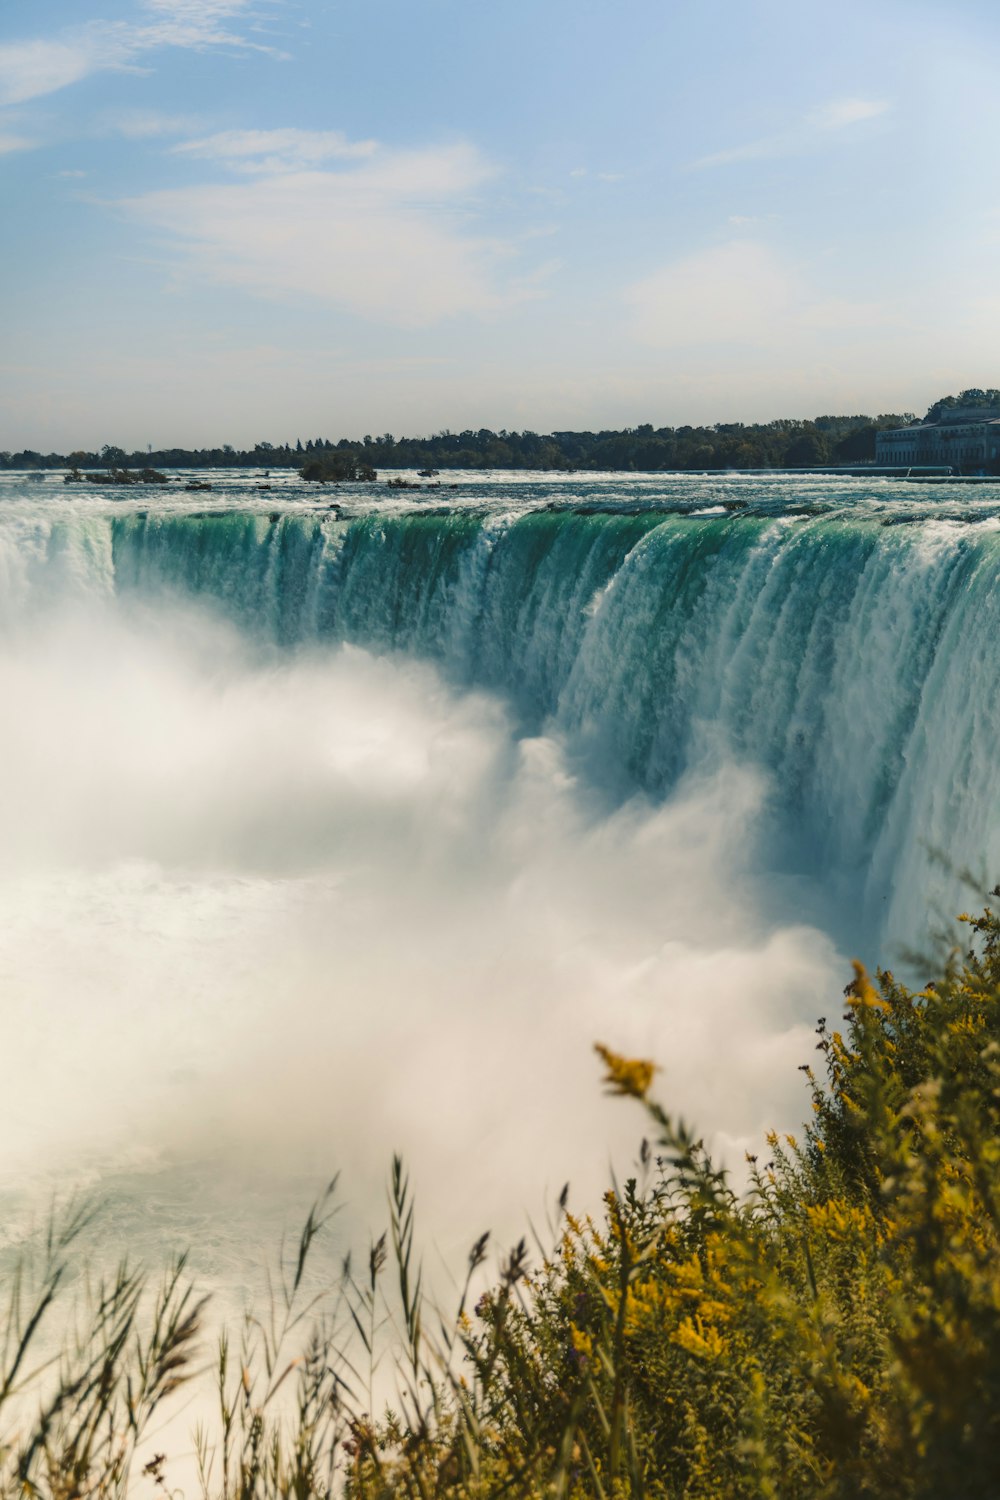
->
876, 406, 1000, 471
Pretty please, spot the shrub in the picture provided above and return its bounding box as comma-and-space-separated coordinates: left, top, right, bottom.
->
345, 900, 1000, 1498
6, 900, 1000, 1494
300, 454, 377, 484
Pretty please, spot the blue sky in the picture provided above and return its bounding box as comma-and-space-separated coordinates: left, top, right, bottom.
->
2, 0, 1000, 448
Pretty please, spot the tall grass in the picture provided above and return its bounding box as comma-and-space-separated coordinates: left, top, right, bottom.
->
6, 898, 1000, 1495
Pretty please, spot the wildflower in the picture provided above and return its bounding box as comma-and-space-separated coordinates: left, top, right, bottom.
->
595, 1042, 658, 1100
672, 1315, 727, 1360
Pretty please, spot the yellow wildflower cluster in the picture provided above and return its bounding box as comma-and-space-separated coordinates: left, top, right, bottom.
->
593, 1043, 658, 1100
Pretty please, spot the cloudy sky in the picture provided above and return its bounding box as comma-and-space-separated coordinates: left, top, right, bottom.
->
2, 0, 999, 448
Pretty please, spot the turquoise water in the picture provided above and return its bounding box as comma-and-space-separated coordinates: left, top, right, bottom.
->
5, 468, 999, 950
0, 467, 997, 1291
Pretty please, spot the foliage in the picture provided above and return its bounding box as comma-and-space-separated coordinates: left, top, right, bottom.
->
0, 411, 920, 475
299, 452, 377, 484
925, 389, 1000, 421
0, 1208, 205, 1497
6, 899, 1000, 1493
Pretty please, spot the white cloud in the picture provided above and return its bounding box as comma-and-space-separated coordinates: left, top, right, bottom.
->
0, 3, 280, 107
172, 128, 377, 173
107, 109, 206, 139
132, 0, 286, 54
143, 0, 256, 19
0, 131, 36, 155
625, 240, 799, 348
808, 97, 890, 130
693, 138, 785, 170
690, 96, 891, 170
569, 166, 623, 183
0, 37, 110, 107
122, 142, 521, 326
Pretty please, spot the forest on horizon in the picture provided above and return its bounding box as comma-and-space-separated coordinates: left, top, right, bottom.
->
0, 410, 918, 474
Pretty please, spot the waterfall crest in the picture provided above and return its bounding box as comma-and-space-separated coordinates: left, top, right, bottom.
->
4, 497, 999, 947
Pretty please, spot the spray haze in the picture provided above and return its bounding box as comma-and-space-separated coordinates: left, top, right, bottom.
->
6, 473, 998, 1277
0, 483, 853, 1272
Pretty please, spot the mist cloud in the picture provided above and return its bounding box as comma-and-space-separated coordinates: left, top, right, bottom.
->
0, 585, 842, 1266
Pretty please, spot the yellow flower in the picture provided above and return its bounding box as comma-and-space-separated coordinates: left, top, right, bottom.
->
806, 1199, 872, 1242
848, 960, 890, 1011
672, 1316, 727, 1360
570, 1327, 594, 1358
594, 1043, 658, 1100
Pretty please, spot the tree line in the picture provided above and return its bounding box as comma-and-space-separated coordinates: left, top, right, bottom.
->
0, 412, 916, 475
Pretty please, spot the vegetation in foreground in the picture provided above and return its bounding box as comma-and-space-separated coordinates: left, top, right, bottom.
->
5, 898, 1000, 1496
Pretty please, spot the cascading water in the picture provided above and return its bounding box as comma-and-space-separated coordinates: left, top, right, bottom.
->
96, 493, 1000, 951
1, 469, 997, 1272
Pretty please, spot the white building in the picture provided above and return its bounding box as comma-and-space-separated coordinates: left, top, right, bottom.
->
876, 407, 1000, 470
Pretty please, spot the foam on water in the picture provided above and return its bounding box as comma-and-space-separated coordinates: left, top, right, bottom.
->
1, 469, 997, 1278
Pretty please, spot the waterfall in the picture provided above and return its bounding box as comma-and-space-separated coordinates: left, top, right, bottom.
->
3, 477, 995, 1260
82, 504, 997, 948
3, 495, 999, 949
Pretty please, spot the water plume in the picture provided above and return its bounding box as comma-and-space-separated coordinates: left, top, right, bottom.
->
0, 581, 838, 1270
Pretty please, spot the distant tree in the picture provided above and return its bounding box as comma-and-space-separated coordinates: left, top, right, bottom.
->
300, 451, 377, 483
833, 425, 879, 462
784, 432, 830, 467
923, 391, 1000, 420
17, 403, 1000, 475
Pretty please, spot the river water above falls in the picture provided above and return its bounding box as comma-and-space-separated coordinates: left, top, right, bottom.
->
0, 469, 997, 1289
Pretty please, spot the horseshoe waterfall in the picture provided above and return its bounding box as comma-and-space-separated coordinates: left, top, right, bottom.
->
0, 471, 996, 1264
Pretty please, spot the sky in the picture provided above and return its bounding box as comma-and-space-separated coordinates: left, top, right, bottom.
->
2, 0, 1000, 449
